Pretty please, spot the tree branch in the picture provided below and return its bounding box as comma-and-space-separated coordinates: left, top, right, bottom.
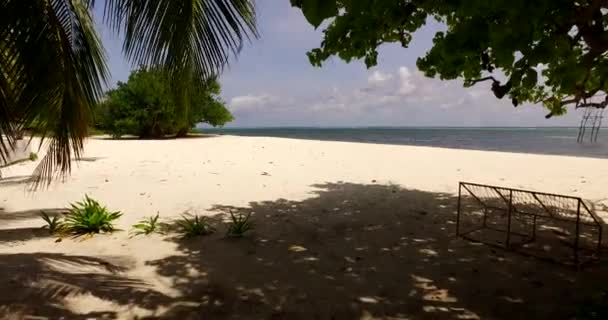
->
576, 95, 608, 109
468, 76, 498, 85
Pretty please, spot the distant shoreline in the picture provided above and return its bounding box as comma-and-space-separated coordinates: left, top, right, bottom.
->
201, 126, 585, 130
197, 127, 608, 159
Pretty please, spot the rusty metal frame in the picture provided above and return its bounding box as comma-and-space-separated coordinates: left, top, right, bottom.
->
456, 182, 603, 266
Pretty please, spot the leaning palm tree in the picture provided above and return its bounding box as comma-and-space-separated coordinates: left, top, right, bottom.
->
0, 0, 256, 186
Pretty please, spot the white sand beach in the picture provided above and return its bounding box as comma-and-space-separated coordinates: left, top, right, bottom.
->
1, 136, 608, 319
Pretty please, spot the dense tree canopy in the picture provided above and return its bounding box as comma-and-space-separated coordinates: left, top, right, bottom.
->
0, 0, 255, 185
291, 0, 608, 118
94, 68, 233, 139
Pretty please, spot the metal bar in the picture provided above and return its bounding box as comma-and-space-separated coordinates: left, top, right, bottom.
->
484, 225, 508, 233
532, 215, 537, 241
574, 200, 581, 265
579, 201, 602, 226
491, 186, 511, 207
460, 182, 584, 201
483, 206, 598, 227
598, 224, 603, 254
461, 184, 490, 208
506, 190, 513, 248
460, 225, 534, 242
486, 225, 533, 238
462, 233, 596, 268
461, 235, 532, 254
594, 112, 604, 142
457, 181, 603, 266
590, 115, 598, 142
457, 183, 462, 236
458, 226, 486, 237
483, 207, 488, 227
578, 109, 588, 143
531, 193, 555, 217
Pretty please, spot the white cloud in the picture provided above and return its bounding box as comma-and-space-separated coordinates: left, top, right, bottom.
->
230, 94, 280, 111
398, 67, 416, 95
225, 65, 583, 127
368, 70, 394, 86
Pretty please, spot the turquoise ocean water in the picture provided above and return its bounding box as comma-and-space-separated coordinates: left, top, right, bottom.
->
201, 127, 608, 159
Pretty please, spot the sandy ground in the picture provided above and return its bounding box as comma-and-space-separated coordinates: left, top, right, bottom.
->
0, 135, 607, 319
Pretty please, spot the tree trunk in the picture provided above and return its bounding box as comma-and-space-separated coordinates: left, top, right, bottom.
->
176, 127, 189, 138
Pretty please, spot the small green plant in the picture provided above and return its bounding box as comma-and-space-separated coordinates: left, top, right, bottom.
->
226, 211, 253, 238
64, 195, 122, 235
29, 152, 38, 161
177, 214, 214, 238
131, 213, 161, 236
40, 211, 63, 234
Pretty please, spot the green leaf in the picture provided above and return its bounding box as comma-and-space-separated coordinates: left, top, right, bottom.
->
522, 68, 538, 88
296, 0, 338, 28
1, 0, 256, 186
293, 0, 606, 114
92, 68, 233, 138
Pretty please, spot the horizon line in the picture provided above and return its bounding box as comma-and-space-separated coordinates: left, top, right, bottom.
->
199, 125, 585, 129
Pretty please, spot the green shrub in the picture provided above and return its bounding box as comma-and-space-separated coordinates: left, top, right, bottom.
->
177, 214, 214, 238
29, 152, 38, 161
131, 213, 161, 236
87, 127, 106, 137
108, 118, 139, 139
64, 195, 122, 235
226, 211, 254, 238
92, 68, 233, 139
40, 211, 63, 234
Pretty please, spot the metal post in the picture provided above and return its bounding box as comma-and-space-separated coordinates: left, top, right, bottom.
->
506, 190, 513, 248
574, 200, 581, 265
597, 224, 603, 255
483, 207, 488, 228
531, 215, 537, 241
456, 183, 462, 236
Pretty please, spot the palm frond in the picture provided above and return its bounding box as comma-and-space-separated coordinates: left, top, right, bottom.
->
1, 0, 255, 186
0, 1, 26, 162
99, 0, 257, 82
98, 0, 256, 134
0, 0, 108, 187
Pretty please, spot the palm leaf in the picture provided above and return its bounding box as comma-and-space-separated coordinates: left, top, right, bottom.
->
99, 0, 257, 133
99, 0, 257, 81
0, 0, 108, 187
1, 0, 256, 186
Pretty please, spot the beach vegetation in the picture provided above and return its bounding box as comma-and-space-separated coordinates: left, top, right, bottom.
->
178, 214, 215, 238
93, 68, 233, 139
64, 195, 122, 235
131, 213, 162, 236
40, 211, 64, 235
292, 0, 608, 117
226, 211, 254, 238
0, 0, 256, 185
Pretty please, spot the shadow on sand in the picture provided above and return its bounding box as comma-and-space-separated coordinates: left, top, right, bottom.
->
0, 175, 32, 187
92, 133, 219, 141
1, 182, 607, 319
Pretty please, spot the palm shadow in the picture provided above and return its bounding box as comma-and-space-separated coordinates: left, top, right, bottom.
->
93, 134, 219, 141
0, 207, 65, 223
0, 208, 69, 244
0, 252, 170, 319
145, 182, 608, 319
0, 175, 32, 187
2, 182, 606, 319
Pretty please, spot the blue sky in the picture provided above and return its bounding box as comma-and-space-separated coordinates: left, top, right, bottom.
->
94, 1, 582, 127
